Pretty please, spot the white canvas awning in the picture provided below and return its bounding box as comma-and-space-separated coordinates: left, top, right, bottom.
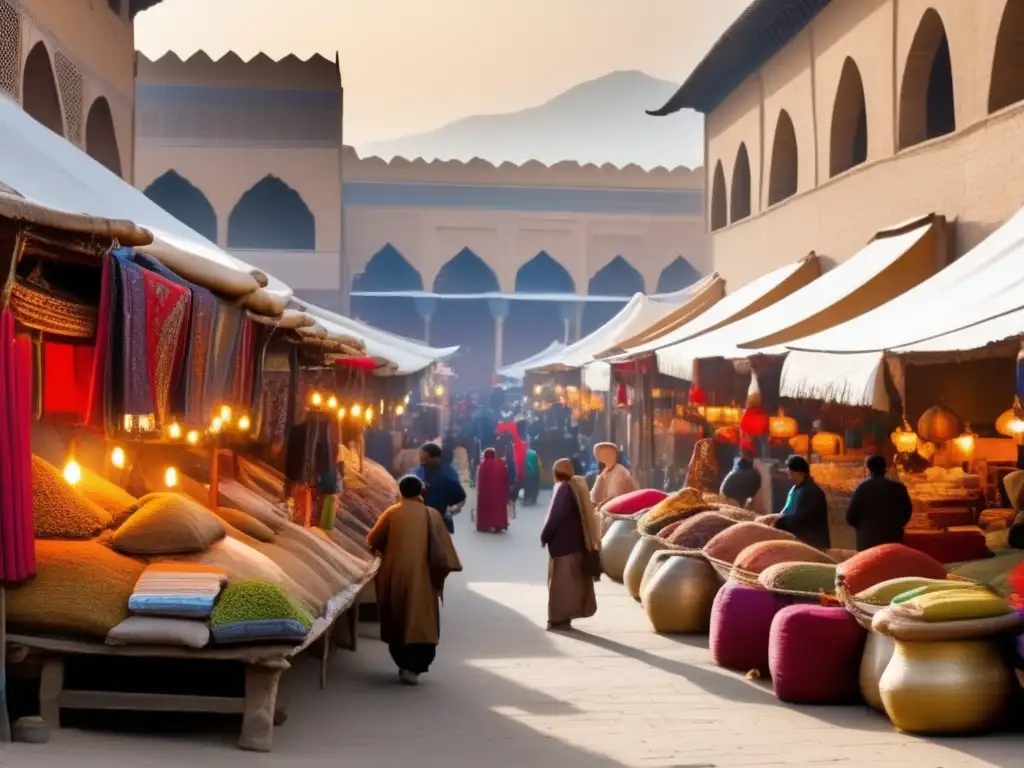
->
294, 299, 458, 376
781, 206, 1024, 408
0, 95, 290, 300
657, 217, 941, 381
497, 340, 566, 381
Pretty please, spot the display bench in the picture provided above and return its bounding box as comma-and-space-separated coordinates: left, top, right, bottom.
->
9, 574, 374, 752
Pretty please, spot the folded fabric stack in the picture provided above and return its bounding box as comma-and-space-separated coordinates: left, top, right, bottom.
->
106, 563, 227, 649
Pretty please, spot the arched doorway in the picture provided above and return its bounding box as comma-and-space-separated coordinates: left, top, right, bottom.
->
990, 0, 1024, 113
432, 248, 500, 392
351, 244, 423, 339
144, 171, 218, 243
710, 161, 727, 231
506, 251, 575, 367
657, 257, 701, 293
830, 57, 868, 176
22, 43, 63, 136
582, 256, 644, 336
730, 143, 752, 222
768, 110, 798, 205
228, 176, 315, 250
85, 98, 122, 177
899, 8, 956, 149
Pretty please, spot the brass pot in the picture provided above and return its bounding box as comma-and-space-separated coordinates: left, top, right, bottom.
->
880, 639, 1012, 734
624, 535, 666, 601
601, 510, 635, 536
859, 631, 895, 712
600, 519, 640, 582
639, 549, 676, 598
640, 554, 721, 634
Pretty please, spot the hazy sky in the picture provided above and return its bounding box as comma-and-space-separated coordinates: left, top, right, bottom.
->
135, 0, 748, 147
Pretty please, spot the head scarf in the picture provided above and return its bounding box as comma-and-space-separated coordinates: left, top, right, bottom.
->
553, 457, 574, 481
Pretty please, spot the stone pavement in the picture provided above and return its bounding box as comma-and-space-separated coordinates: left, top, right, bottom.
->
3, 490, 1021, 767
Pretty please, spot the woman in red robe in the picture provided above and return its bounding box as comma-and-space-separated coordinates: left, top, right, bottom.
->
475, 448, 510, 533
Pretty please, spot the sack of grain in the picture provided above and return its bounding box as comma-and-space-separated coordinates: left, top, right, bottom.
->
664, 512, 738, 550
604, 488, 669, 518
703, 522, 796, 577
890, 588, 1011, 622
210, 580, 314, 644
214, 507, 275, 542
759, 561, 838, 597
32, 455, 112, 538
731, 540, 835, 585
836, 543, 947, 597
77, 467, 138, 528
112, 493, 225, 555
638, 487, 708, 531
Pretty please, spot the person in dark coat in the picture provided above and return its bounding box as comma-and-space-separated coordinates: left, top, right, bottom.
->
414, 442, 466, 534
775, 455, 831, 549
720, 448, 762, 506
845, 455, 912, 551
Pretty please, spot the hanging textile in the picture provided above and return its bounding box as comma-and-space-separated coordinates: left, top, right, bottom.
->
41, 341, 94, 422
86, 254, 113, 432
110, 251, 155, 434
209, 302, 244, 409
0, 312, 35, 582
141, 268, 190, 426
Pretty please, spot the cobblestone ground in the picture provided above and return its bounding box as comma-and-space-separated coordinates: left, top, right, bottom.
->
3, 489, 1021, 767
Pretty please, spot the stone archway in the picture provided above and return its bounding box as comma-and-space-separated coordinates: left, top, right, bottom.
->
507, 251, 575, 366
829, 57, 868, 177
729, 143, 751, 223
85, 97, 122, 177
22, 42, 63, 136
144, 170, 218, 243
351, 244, 424, 339
899, 8, 956, 149
710, 160, 727, 231
582, 255, 644, 336
657, 257, 702, 294
228, 176, 316, 250
767, 110, 798, 206
990, 0, 1024, 113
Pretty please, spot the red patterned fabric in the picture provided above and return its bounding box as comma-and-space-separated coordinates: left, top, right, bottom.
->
710, 580, 789, 675
41, 341, 94, 422
603, 488, 669, 517
142, 269, 190, 427
769, 605, 866, 704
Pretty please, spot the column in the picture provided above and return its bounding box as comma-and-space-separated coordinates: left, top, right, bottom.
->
414, 296, 438, 345
488, 298, 510, 373
559, 302, 576, 344
574, 302, 584, 342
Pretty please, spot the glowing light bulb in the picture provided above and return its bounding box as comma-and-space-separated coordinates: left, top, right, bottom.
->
111, 447, 126, 469
533, 385, 542, 396
351, 404, 362, 418
210, 417, 222, 434
337, 407, 347, 419
404, 394, 411, 405
164, 466, 178, 488
237, 415, 251, 431
328, 396, 339, 410
434, 385, 445, 397
395, 405, 405, 416
168, 422, 182, 439
311, 392, 323, 407
364, 408, 373, 424
186, 430, 200, 445
63, 459, 82, 486
220, 405, 232, 423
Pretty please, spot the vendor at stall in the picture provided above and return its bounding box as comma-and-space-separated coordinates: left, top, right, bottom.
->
775, 455, 831, 549
590, 443, 636, 506
845, 455, 912, 551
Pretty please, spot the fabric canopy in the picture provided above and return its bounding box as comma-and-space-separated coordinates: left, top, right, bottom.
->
608, 256, 821, 364
656, 216, 941, 381
0, 95, 290, 300
782, 207, 1024, 408
497, 340, 566, 381
293, 299, 458, 376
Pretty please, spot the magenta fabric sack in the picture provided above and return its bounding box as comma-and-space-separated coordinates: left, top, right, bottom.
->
603, 489, 668, 517
709, 580, 789, 675
769, 605, 866, 704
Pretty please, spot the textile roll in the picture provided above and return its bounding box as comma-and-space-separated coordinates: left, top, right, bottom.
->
768, 605, 866, 704
710, 580, 789, 675
879, 639, 1012, 734
601, 519, 640, 582
624, 534, 669, 601
641, 553, 721, 634
860, 630, 895, 711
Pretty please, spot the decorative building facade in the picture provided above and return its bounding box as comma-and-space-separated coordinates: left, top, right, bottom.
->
652, 0, 1024, 286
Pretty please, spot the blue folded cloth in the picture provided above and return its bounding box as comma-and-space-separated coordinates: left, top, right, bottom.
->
211, 619, 310, 645
129, 593, 217, 618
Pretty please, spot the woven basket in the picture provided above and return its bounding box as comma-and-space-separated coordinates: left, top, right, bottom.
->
10, 277, 96, 338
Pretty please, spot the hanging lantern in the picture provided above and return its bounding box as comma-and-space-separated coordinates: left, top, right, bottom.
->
996, 397, 1024, 439
186, 430, 200, 445
788, 434, 810, 454
616, 381, 629, 408
327, 395, 339, 410
237, 414, 252, 432
769, 409, 799, 440
953, 426, 976, 464
688, 385, 707, 406
705, 405, 723, 424
739, 404, 769, 437
110, 446, 126, 469
891, 420, 920, 454
811, 432, 844, 457
917, 404, 963, 444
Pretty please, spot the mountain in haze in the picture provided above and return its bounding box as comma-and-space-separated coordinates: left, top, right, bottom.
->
360, 71, 703, 170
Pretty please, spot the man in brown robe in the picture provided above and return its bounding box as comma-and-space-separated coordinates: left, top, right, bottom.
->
367, 475, 462, 685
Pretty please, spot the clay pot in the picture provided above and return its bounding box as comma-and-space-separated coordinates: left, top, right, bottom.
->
624, 535, 668, 601
601, 519, 640, 582
639, 549, 676, 598
879, 639, 1012, 734
640, 553, 721, 634
859, 631, 895, 712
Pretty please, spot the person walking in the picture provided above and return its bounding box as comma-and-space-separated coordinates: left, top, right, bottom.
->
541, 458, 602, 631
367, 475, 462, 685
475, 447, 511, 532
414, 442, 466, 534
774, 455, 831, 549
845, 455, 912, 551
522, 446, 541, 506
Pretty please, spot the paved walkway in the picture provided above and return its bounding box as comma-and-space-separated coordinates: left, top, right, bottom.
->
3, 490, 1021, 767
